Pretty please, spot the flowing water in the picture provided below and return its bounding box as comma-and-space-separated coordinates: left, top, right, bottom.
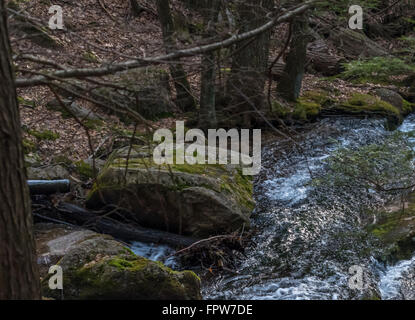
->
131, 115, 415, 300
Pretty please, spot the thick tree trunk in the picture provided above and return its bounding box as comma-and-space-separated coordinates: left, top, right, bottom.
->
0, 0, 40, 299
277, 13, 311, 101
228, 0, 274, 127
156, 0, 196, 112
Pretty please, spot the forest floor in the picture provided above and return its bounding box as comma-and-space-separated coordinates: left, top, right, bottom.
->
11, 0, 412, 164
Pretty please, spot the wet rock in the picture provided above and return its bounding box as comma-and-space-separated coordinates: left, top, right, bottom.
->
369, 192, 415, 262
35, 223, 201, 300
400, 261, 415, 300
86, 146, 254, 237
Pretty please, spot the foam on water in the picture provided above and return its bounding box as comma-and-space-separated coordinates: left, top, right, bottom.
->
378, 255, 415, 300
130, 241, 178, 268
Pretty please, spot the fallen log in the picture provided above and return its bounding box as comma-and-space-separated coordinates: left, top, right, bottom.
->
28, 179, 70, 195
34, 202, 199, 248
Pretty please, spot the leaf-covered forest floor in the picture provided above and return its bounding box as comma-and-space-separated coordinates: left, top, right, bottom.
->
12, 0, 415, 164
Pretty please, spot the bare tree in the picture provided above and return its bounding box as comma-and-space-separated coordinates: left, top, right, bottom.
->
277, 2, 311, 101
198, 0, 222, 131
228, 0, 274, 127
156, 0, 196, 112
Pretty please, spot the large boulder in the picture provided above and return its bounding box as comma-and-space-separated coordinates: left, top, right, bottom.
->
86, 146, 254, 237
330, 28, 389, 59
373, 88, 412, 116
36, 223, 201, 300
368, 192, 415, 262
93, 67, 175, 121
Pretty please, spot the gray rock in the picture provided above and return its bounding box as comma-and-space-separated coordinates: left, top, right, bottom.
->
35, 223, 201, 300
86, 147, 254, 237
374, 88, 404, 113
27, 164, 70, 180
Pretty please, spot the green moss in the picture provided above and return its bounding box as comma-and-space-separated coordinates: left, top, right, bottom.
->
75, 161, 95, 180
17, 96, 36, 108
83, 119, 104, 130
272, 90, 332, 121
341, 57, 415, 84
403, 99, 414, 115
28, 129, 60, 141
108, 257, 148, 271
294, 99, 321, 121
271, 101, 290, 118
22, 138, 36, 154
368, 192, 415, 261
82, 51, 99, 63
336, 93, 401, 121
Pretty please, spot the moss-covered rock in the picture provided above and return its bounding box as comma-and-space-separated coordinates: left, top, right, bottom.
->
329, 93, 403, 129
271, 90, 332, 122
294, 90, 332, 121
373, 88, 414, 116
86, 146, 254, 237
36, 224, 201, 300
367, 192, 415, 262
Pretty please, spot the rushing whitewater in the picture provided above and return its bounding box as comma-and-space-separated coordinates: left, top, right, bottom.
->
129, 115, 415, 300
202, 114, 415, 300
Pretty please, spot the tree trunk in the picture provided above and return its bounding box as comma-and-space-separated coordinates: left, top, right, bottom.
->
198, 0, 221, 131
0, 0, 40, 299
277, 13, 311, 101
228, 0, 274, 127
156, 0, 196, 112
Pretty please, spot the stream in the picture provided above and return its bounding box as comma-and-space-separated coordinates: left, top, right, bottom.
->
131, 114, 415, 300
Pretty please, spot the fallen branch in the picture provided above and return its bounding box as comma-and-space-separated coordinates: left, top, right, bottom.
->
34, 201, 200, 248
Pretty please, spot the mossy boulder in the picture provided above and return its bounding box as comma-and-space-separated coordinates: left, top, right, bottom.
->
293, 90, 332, 121
86, 146, 254, 237
328, 93, 403, 129
36, 224, 201, 300
373, 88, 413, 116
271, 90, 332, 122
367, 192, 415, 262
